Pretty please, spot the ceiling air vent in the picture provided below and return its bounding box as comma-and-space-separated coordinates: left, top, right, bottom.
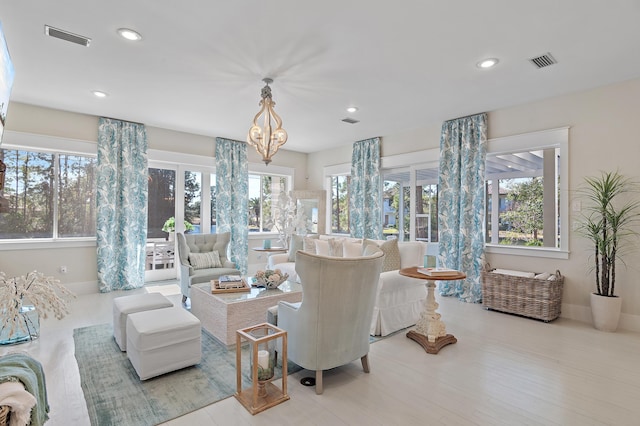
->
341, 117, 359, 124
45, 25, 91, 47
529, 52, 557, 69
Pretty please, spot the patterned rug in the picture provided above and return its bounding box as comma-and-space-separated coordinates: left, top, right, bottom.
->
73, 323, 300, 425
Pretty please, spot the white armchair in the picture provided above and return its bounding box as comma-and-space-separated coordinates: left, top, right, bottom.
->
176, 232, 240, 303
277, 249, 385, 394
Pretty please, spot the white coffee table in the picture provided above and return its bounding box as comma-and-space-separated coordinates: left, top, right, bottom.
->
190, 280, 302, 346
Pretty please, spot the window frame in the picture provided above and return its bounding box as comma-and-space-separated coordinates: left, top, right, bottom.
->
324, 163, 351, 236
0, 132, 295, 250
485, 127, 569, 259
0, 131, 98, 249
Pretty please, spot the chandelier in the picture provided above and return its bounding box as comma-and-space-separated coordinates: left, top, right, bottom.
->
247, 78, 288, 165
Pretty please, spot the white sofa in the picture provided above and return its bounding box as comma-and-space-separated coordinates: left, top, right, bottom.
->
268, 235, 427, 336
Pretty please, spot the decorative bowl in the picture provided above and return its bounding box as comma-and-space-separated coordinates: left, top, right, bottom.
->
254, 269, 289, 289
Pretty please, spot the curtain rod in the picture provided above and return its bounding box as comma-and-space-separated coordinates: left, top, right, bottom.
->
444, 112, 487, 122
100, 116, 145, 126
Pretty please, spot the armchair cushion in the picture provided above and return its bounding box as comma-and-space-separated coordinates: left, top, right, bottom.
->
188, 251, 222, 269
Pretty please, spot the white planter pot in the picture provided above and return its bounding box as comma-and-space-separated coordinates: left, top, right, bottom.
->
590, 293, 622, 332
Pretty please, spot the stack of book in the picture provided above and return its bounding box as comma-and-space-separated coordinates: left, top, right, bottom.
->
217, 275, 245, 289
416, 267, 460, 277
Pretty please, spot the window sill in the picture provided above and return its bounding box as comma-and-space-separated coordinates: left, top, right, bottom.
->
485, 244, 569, 260
0, 238, 96, 251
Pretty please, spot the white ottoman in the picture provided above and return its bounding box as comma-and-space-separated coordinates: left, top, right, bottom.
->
113, 293, 174, 351
126, 306, 202, 380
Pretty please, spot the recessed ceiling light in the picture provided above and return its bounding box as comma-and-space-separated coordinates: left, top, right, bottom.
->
92, 91, 108, 98
117, 28, 142, 41
477, 58, 499, 69
346, 106, 359, 113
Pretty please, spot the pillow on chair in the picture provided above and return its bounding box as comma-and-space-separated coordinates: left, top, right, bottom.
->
189, 251, 222, 269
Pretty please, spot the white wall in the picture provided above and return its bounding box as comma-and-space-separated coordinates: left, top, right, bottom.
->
1, 102, 308, 293
308, 77, 640, 330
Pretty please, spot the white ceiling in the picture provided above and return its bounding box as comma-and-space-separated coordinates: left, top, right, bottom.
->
2, 1, 640, 154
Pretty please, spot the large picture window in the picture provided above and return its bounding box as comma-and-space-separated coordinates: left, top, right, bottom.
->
0, 147, 96, 239
485, 128, 569, 258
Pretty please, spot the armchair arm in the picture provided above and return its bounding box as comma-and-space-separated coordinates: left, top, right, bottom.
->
268, 253, 289, 269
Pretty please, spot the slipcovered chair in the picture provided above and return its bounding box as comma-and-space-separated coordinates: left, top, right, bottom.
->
277, 249, 385, 394
176, 232, 240, 303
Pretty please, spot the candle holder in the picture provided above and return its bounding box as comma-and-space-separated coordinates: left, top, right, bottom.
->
235, 323, 289, 414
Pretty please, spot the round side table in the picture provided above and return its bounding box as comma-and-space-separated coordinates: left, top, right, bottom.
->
399, 267, 466, 354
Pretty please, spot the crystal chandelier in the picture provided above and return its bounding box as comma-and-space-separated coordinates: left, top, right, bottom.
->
247, 78, 288, 165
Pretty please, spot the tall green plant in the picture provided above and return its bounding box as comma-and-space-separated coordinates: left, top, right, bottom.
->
576, 171, 640, 297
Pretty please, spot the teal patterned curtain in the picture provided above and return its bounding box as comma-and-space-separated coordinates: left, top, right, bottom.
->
96, 118, 148, 292
349, 137, 382, 239
437, 113, 487, 303
215, 138, 249, 274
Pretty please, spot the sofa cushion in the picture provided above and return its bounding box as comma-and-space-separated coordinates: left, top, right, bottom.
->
188, 251, 222, 269
364, 238, 401, 272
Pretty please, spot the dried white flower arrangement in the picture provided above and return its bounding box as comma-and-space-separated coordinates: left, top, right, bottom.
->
0, 270, 75, 339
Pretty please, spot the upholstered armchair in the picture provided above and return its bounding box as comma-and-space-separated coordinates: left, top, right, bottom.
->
176, 232, 241, 303
277, 249, 385, 394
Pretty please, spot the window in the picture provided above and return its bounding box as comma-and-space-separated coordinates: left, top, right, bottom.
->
147, 167, 176, 239
485, 128, 569, 258
329, 175, 350, 234
382, 170, 409, 240
248, 172, 289, 232
0, 147, 96, 239
414, 167, 438, 243
382, 165, 439, 242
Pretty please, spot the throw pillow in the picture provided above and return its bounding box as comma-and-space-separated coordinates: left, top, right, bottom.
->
364, 238, 401, 272
189, 251, 222, 269
343, 240, 363, 257
328, 238, 345, 257
303, 236, 318, 253
362, 243, 382, 257
314, 239, 330, 256
290, 234, 318, 261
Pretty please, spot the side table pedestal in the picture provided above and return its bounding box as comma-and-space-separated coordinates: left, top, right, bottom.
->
406, 331, 457, 354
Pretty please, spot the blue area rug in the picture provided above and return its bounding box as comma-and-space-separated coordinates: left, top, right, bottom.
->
73, 323, 300, 426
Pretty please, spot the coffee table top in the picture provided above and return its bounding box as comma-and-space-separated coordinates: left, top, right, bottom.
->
192, 279, 302, 304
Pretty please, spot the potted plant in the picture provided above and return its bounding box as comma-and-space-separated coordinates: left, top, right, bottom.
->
162, 217, 195, 240
575, 171, 640, 331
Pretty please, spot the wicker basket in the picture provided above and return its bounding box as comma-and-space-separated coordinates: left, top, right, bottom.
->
481, 268, 564, 322
0, 405, 10, 426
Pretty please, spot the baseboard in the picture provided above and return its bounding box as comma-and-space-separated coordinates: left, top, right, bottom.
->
62, 280, 99, 295
561, 302, 640, 332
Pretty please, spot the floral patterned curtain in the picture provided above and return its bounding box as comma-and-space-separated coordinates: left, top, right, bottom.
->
349, 137, 382, 239
96, 118, 148, 292
437, 113, 487, 303
215, 137, 248, 274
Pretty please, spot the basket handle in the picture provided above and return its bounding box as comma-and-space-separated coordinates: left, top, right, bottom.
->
555, 270, 562, 278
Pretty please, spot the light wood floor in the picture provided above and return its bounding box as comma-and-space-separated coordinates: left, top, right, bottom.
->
2, 283, 640, 426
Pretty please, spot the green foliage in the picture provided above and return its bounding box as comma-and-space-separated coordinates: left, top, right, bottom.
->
162, 217, 195, 233
501, 178, 544, 245
575, 171, 640, 296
